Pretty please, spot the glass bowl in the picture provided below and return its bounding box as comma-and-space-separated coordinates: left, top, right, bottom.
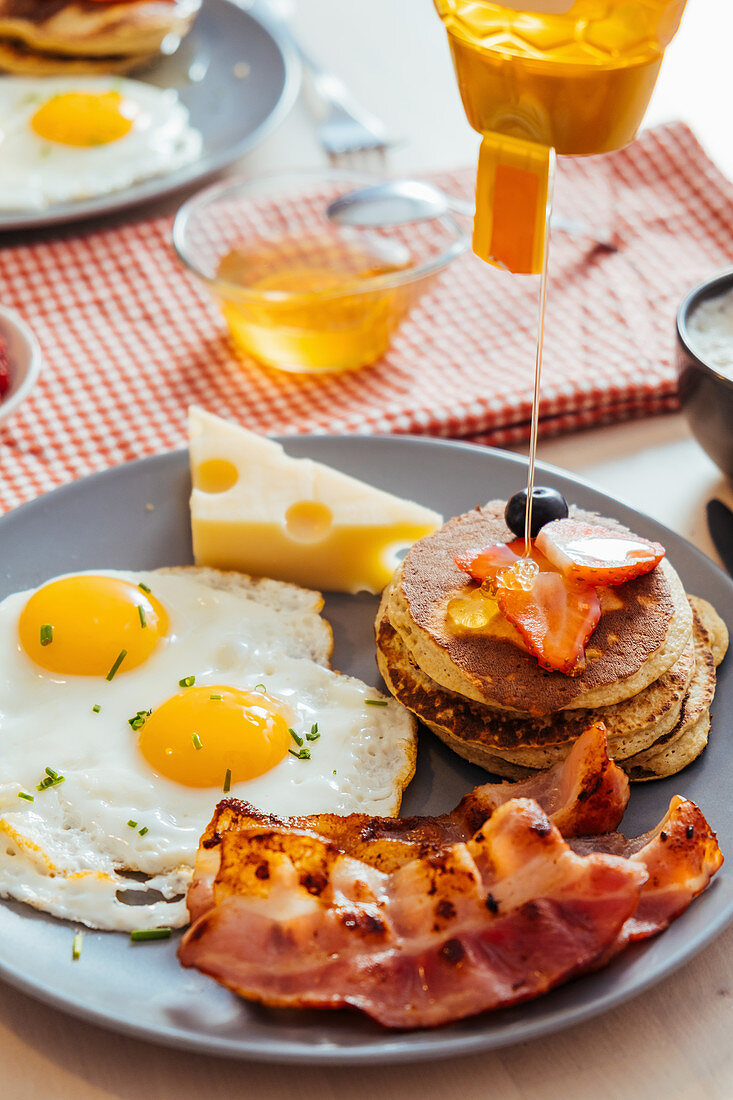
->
172, 169, 468, 374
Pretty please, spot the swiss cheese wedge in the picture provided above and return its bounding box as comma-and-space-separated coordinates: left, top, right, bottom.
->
188, 408, 443, 594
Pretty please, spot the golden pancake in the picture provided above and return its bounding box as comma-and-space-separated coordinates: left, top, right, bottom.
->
377, 588, 701, 768
0, 0, 200, 73
379, 602, 720, 783
420, 726, 534, 781
0, 38, 154, 73
623, 599, 725, 779
625, 710, 711, 781
689, 594, 729, 665
390, 501, 692, 716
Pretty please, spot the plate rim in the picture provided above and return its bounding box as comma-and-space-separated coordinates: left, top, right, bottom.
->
0, 433, 732, 1065
0, 0, 302, 233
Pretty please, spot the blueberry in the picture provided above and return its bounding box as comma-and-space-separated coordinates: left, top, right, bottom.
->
505, 487, 569, 539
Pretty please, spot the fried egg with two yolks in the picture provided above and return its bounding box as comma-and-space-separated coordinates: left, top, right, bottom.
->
0, 571, 416, 930
0, 77, 203, 210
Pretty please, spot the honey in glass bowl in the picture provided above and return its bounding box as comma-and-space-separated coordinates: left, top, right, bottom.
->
172, 171, 468, 376
213, 233, 416, 374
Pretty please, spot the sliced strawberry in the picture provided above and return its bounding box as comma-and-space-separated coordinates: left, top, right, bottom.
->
535, 518, 665, 586
456, 539, 565, 588
496, 572, 601, 675
455, 539, 523, 583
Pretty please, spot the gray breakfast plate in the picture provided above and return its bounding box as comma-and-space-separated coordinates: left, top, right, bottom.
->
0, 0, 300, 231
0, 435, 732, 1064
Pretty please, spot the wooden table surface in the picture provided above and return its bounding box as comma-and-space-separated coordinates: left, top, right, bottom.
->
2, 1, 733, 1096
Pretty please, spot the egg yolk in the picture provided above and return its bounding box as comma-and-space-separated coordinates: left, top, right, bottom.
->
18, 575, 168, 676
138, 687, 292, 788
30, 92, 135, 146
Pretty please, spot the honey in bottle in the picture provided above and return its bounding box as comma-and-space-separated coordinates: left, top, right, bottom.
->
434, 0, 687, 273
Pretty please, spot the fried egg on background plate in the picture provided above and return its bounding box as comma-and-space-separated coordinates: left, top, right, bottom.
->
0, 570, 416, 930
0, 76, 202, 210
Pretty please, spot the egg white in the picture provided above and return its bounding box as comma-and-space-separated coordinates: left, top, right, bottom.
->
0, 570, 415, 930
0, 76, 203, 210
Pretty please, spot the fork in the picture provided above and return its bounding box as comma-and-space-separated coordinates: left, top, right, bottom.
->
298, 44, 391, 164
261, 2, 391, 164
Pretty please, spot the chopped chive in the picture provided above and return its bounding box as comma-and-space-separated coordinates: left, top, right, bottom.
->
40, 623, 53, 647
72, 932, 83, 961
288, 747, 311, 760
130, 927, 170, 942
17, 791, 34, 802
138, 826, 148, 836
306, 723, 320, 742
137, 604, 147, 628
332, 769, 337, 775
127, 819, 138, 829
254, 683, 266, 692
106, 649, 127, 681
128, 709, 150, 731
45, 766, 58, 779
92, 704, 101, 714
289, 728, 303, 747
223, 768, 232, 793
36, 773, 64, 791
209, 693, 222, 701
192, 732, 203, 750
179, 675, 195, 688
365, 699, 388, 707
138, 582, 151, 594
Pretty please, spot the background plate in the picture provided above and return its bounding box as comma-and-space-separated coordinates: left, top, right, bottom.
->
0, 0, 300, 231
0, 435, 732, 1064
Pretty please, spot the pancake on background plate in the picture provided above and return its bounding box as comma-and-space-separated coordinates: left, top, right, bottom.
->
376, 501, 728, 780
0, 0, 201, 74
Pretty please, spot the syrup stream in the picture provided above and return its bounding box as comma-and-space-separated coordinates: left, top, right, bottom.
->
523, 151, 556, 554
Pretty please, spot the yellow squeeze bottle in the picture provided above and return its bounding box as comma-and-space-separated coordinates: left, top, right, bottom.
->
434, 0, 687, 273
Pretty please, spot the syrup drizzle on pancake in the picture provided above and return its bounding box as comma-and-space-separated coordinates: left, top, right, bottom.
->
523, 164, 555, 552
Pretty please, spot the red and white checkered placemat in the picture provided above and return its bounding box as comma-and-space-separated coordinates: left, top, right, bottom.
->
0, 122, 731, 513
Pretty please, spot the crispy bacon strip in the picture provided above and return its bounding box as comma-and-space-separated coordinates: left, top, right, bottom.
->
570, 795, 723, 959
186, 723, 628, 923
456, 721, 629, 838
179, 726, 721, 1029
179, 799, 646, 1028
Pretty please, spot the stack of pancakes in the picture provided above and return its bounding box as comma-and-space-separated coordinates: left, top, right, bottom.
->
0, 0, 200, 74
376, 502, 728, 781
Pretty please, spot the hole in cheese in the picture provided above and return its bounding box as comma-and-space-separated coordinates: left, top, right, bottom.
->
284, 500, 333, 543
195, 459, 239, 494
383, 542, 411, 573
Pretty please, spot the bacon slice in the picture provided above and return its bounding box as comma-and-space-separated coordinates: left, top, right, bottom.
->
455, 722, 629, 839
186, 723, 629, 923
570, 795, 723, 959
179, 726, 721, 1029
179, 799, 646, 1028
